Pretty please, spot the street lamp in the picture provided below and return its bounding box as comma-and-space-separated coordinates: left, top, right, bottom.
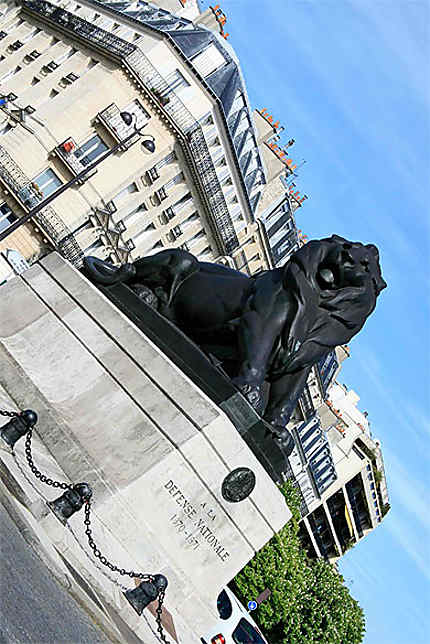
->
120, 111, 155, 154
0, 111, 156, 242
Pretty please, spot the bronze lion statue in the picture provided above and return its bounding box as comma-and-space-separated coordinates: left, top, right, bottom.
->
84, 235, 386, 452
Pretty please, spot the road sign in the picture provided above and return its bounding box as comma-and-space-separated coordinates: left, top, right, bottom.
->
247, 600, 257, 611
256, 588, 271, 604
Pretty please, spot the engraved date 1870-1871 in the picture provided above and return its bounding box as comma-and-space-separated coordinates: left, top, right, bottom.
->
169, 513, 200, 550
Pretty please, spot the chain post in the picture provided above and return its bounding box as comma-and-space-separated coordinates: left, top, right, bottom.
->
0, 409, 37, 449
84, 500, 170, 642
1, 408, 171, 642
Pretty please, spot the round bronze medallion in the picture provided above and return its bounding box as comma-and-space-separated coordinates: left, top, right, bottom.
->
221, 467, 256, 503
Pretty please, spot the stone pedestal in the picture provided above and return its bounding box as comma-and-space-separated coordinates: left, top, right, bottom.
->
0, 253, 291, 640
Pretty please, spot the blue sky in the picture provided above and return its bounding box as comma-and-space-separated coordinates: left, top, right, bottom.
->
203, 0, 430, 641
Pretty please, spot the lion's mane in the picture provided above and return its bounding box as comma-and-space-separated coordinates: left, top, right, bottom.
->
276, 234, 386, 375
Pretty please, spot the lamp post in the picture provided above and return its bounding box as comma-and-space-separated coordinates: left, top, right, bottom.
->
120, 111, 155, 154
0, 111, 156, 242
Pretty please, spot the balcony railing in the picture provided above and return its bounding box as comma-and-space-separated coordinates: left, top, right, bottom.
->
0, 145, 83, 266
18, 0, 240, 255
21, 0, 135, 60
299, 384, 315, 421
18, 0, 240, 256
123, 48, 239, 255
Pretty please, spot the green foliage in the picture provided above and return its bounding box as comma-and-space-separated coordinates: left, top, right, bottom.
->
381, 502, 391, 517
373, 469, 383, 484
232, 481, 365, 644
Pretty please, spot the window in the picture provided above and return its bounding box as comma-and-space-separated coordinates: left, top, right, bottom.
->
164, 69, 189, 96
199, 113, 214, 127
113, 182, 138, 204
154, 186, 167, 203
0, 202, 17, 233
192, 44, 226, 77
24, 50, 40, 63
0, 122, 12, 136
164, 172, 184, 191
1, 65, 21, 81
156, 151, 176, 170
172, 193, 191, 213
84, 239, 103, 254
60, 72, 79, 86
32, 168, 62, 198
74, 134, 108, 166
216, 590, 232, 620
8, 40, 23, 52
146, 166, 159, 184
22, 27, 41, 43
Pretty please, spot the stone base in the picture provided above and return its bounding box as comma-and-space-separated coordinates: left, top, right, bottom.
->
0, 253, 291, 641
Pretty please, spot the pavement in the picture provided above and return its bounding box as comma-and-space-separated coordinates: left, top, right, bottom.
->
0, 502, 112, 644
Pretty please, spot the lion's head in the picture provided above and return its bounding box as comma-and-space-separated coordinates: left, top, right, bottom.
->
280, 234, 386, 374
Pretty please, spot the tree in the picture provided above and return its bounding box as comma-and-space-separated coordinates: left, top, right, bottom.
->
232, 481, 365, 644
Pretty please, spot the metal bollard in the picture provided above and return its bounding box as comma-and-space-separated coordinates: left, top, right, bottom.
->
48, 483, 92, 525
0, 409, 38, 450
124, 574, 168, 615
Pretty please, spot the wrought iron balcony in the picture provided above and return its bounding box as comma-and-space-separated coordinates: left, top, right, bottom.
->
123, 49, 239, 256
19, 0, 239, 256
299, 384, 315, 421
54, 138, 97, 183
0, 144, 83, 266
21, 0, 135, 60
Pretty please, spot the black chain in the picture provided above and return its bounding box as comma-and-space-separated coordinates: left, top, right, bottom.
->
2, 408, 170, 643
25, 428, 72, 490
156, 590, 170, 644
84, 501, 171, 643
83, 500, 153, 580
0, 409, 19, 417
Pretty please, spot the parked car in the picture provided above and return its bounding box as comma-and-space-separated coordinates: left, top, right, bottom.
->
200, 586, 269, 643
